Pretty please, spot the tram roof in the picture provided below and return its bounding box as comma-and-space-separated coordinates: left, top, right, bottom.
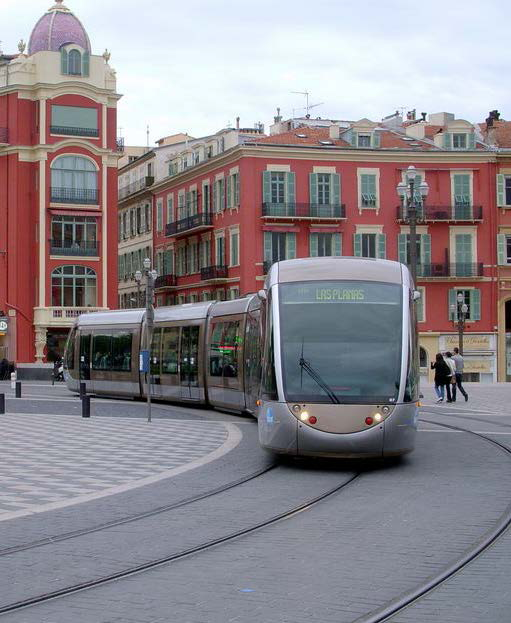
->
154, 302, 213, 322
76, 309, 146, 326
266, 257, 405, 286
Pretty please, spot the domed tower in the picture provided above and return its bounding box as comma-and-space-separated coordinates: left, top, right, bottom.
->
0, 1, 121, 366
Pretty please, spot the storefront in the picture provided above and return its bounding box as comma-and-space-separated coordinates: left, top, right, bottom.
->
0, 316, 9, 373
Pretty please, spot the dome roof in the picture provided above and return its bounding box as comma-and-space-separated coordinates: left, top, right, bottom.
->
28, 1, 91, 56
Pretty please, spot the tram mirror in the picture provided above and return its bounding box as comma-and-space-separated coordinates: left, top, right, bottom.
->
413, 290, 421, 301
257, 289, 267, 301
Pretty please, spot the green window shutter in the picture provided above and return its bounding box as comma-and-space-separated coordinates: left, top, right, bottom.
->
371, 132, 381, 148
421, 234, 431, 266
377, 234, 386, 259
350, 131, 358, 146
471, 289, 481, 321
468, 132, 475, 149
262, 171, 271, 204
310, 233, 318, 257
398, 234, 407, 264
454, 174, 471, 205
331, 173, 340, 205
227, 176, 232, 209
497, 174, 506, 206
309, 173, 318, 205
61, 48, 68, 74
82, 51, 90, 77
448, 289, 457, 320
213, 184, 217, 213
287, 233, 296, 259
497, 234, 507, 265
443, 132, 452, 149
235, 174, 240, 205
286, 172, 296, 205
264, 232, 272, 262
354, 233, 362, 257
333, 233, 341, 256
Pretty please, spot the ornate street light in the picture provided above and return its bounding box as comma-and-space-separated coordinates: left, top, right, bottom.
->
396, 165, 430, 287
139, 257, 158, 423
450, 292, 469, 355
134, 270, 142, 307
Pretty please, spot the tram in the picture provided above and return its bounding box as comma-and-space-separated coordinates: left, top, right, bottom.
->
64, 257, 419, 458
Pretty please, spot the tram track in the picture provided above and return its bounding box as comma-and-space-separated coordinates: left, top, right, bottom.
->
354, 414, 511, 623
0, 470, 361, 616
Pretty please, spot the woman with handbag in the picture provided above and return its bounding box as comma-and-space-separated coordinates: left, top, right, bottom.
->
431, 353, 451, 403
444, 352, 457, 402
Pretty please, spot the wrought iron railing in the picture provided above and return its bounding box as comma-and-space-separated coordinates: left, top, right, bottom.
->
50, 187, 99, 205
154, 274, 177, 289
262, 202, 345, 218
200, 265, 228, 280
118, 176, 154, 200
166, 212, 213, 237
415, 263, 484, 278
50, 239, 99, 256
396, 205, 483, 222
50, 126, 99, 137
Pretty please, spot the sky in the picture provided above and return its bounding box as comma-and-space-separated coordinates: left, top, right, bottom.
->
2, 0, 511, 146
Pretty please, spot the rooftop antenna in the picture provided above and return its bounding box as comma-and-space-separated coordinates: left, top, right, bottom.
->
291, 89, 324, 116
146, 125, 150, 151
118, 126, 123, 138
398, 106, 407, 118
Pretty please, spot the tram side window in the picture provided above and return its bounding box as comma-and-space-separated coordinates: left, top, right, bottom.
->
92, 334, 112, 370
112, 332, 133, 372
150, 328, 162, 375
161, 327, 179, 374
262, 295, 278, 400
209, 321, 240, 378
64, 328, 75, 370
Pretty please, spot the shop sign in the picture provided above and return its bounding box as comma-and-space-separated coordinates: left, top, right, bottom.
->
0, 317, 8, 336
464, 359, 492, 374
443, 335, 492, 351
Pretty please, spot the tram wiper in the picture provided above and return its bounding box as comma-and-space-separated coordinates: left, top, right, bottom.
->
299, 351, 340, 405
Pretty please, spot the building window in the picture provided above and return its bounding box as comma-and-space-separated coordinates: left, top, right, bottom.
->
449, 289, 480, 322
203, 184, 211, 213
506, 178, 511, 206
177, 247, 186, 276
166, 196, 173, 225
214, 179, 225, 213
215, 235, 225, 266
453, 233, 474, 276
50, 105, 98, 137
61, 48, 90, 77
317, 174, 331, 205
202, 291, 212, 301
156, 199, 164, 232
354, 233, 386, 259
229, 230, 240, 266
189, 241, 199, 273
416, 287, 425, 322
358, 134, 371, 147
264, 232, 296, 269
360, 173, 377, 208
497, 174, 511, 207
497, 234, 511, 265
51, 265, 96, 307
228, 287, 240, 300
453, 174, 471, 207
263, 171, 295, 208
51, 216, 97, 255
144, 204, 151, 232
452, 133, 467, 149
309, 233, 341, 257
200, 239, 211, 269
50, 156, 98, 204
271, 172, 285, 203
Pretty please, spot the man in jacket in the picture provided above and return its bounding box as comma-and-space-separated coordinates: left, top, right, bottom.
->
444, 352, 456, 402
452, 347, 469, 402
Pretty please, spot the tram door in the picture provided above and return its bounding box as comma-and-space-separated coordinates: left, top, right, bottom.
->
79, 332, 91, 381
244, 310, 262, 414
180, 326, 200, 399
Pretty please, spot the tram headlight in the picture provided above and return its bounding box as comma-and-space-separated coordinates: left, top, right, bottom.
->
300, 411, 309, 421
374, 413, 382, 423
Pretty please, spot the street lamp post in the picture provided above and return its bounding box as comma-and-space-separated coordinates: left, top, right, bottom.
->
450, 292, 469, 355
141, 258, 158, 423
396, 165, 429, 288
134, 270, 142, 307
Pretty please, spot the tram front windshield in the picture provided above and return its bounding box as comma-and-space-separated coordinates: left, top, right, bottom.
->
279, 280, 403, 404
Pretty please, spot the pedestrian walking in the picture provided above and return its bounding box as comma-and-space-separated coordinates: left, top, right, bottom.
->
444, 352, 456, 402
452, 347, 469, 402
431, 353, 451, 402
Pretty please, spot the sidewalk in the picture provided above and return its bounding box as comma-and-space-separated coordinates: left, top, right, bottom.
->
420, 381, 511, 415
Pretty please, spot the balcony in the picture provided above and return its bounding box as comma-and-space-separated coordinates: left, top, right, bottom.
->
0, 128, 8, 144
118, 176, 154, 200
50, 239, 99, 256
396, 205, 483, 223
262, 202, 346, 219
154, 274, 177, 289
50, 125, 99, 138
416, 263, 484, 278
50, 187, 99, 205
201, 265, 228, 281
166, 212, 213, 237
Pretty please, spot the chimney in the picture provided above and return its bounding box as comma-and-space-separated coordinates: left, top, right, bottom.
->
273, 107, 282, 123
329, 124, 340, 140
407, 109, 416, 121
236, 116, 240, 130
421, 112, 427, 122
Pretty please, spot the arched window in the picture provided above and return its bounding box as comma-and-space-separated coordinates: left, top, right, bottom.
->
68, 50, 82, 75
51, 156, 98, 204
419, 346, 428, 368
51, 265, 97, 308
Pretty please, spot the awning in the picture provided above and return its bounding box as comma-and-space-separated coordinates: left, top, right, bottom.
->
49, 209, 102, 217
262, 226, 300, 232
309, 226, 341, 233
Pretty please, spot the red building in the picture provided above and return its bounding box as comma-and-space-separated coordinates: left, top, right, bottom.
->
0, 1, 120, 367
151, 111, 504, 382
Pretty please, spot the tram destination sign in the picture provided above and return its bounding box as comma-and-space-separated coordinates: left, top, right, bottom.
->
284, 282, 400, 305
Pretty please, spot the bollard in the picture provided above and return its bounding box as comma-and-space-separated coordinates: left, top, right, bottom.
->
79, 382, 86, 400
15, 381, 21, 398
82, 395, 91, 418
10, 372, 16, 390
0, 394, 4, 415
